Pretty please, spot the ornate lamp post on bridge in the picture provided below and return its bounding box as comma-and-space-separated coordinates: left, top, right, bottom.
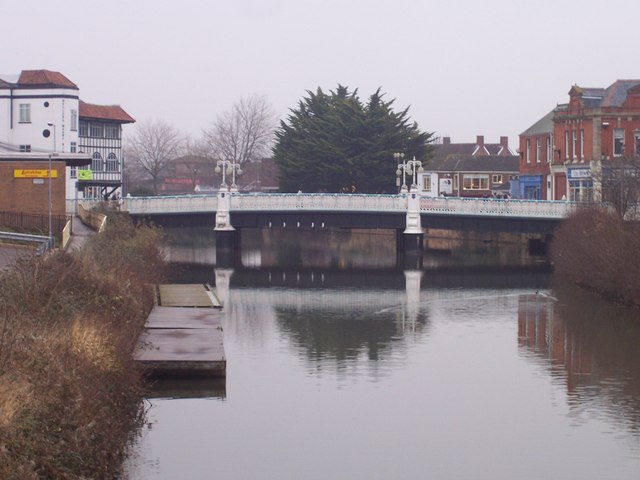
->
395, 153, 424, 193
394, 152, 407, 193
215, 159, 243, 192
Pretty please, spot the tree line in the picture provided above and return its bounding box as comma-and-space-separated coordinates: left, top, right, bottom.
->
124, 86, 434, 195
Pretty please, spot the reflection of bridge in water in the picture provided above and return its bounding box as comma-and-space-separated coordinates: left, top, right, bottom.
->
213, 267, 550, 329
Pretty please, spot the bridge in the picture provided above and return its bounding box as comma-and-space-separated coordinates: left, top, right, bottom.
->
121, 191, 577, 266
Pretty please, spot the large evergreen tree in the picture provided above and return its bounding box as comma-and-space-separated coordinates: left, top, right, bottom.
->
273, 86, 433, 193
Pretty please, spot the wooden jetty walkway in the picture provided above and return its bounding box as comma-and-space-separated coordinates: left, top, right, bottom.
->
135, 284, 226, 377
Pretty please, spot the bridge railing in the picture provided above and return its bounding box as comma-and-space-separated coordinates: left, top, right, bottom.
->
123, 195, 218, 215
118, 192, 579, 219
232, 193, 403, 212
419, 196, 577, 218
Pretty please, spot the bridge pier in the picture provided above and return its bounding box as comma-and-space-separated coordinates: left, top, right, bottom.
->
215, 189, 240, 268
396, 230, 424, 269
215, 229, 240, 268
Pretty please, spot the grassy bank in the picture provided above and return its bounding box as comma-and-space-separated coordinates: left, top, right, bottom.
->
0, 214, 165, 479
551, 206, 640, 307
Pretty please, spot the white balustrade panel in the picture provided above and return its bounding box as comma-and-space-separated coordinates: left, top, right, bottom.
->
419, 197, 576, 218
118, 193, 578, 219
123, 195, 217, 214
232, 193, 404, 212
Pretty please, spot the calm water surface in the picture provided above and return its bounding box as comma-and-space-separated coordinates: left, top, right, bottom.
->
124, 229, 640, 479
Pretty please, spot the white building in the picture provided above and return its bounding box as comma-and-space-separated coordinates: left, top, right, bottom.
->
0, 70, 134, 208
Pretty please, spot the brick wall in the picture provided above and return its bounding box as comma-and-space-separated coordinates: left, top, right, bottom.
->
0, 160, 67, 215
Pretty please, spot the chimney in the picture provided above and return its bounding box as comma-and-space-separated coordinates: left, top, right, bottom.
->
500, 136, 509, 154
443, 137, 451, 145
476, 135, 484, 148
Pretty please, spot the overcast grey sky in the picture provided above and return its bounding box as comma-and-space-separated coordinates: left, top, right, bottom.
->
5, 0, 640, 149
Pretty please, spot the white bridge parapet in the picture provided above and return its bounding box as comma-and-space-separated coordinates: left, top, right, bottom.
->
231, 193, 404, 212
124, 194, 218, 215
420, 196, 576, 219
120, 192, 577, 219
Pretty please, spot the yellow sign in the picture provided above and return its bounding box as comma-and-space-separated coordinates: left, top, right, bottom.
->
77, 169, 93, 180
14, 169, 58, 178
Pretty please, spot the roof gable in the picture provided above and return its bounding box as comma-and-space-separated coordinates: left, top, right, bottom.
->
428, 154, 519, 173
79, 101, 135, 123
18, 70, 78, 89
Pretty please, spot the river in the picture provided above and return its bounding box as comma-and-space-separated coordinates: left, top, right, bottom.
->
124, 229, 640, 480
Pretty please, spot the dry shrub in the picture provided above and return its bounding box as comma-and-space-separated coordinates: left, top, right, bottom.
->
551, 206, 640, 306
0, 212, 165, 478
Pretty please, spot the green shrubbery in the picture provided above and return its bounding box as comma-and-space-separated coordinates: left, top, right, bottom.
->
551, 206, 640, 307
0, 214, 165, 479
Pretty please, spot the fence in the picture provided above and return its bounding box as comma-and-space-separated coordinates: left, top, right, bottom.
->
0, 211, 70, 242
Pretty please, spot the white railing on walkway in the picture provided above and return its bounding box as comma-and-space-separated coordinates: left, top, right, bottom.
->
124, 195, 218, 215
231, 193, 403, 212
118, 193, 577, 219
420, 197, 576, 219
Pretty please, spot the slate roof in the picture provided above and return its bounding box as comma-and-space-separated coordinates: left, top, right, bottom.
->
17, 70, 78, 89
427, 154, 519, 173
79, 101, 135, 123
601, 80, 640, 107
430, 139, 513, 164
520, 108, 555, 136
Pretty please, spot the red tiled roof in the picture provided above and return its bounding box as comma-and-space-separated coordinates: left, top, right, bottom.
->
79, 101, 135, 123
18, 70, 78, 89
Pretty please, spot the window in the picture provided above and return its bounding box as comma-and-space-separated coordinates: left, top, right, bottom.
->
105, 124, 119, 139
614, 128, 625, 156
70, 166, 77, 179
565, 130, 569, 159
106, 153, 119, 172
462, 174, 489, 190
70, 109, 78, 131
580, 129, 584, 160
492, 174, 504, 184
90, 123, 104, 138
19, 104, 30, 123
79, 121, 89, 137
70, 142, 77, 153
19, 144, 31, 152
422, 175, 431, 191
525, 139, 531, 163
572, 131, 577, 159
536, 139, 541, 163
92, 152, 103, 171
546, 136, 552, 163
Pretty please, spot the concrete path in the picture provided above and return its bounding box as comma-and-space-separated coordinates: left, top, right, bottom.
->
65, 216, 95, 251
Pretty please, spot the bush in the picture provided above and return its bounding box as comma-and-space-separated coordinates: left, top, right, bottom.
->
551, 206, 640, 306
0, 214, 165, 478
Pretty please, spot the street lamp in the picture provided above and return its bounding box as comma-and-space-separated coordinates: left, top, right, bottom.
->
215, 159, 243, 192
47, 122, 57, 247
406, 156, 424, 192
394, 152, 407, 193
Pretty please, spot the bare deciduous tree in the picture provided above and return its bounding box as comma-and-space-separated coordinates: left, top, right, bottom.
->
126, 120, 184, 195
203, 94, 276, 168
594, 156, 640, 218
181, 135, 217, 190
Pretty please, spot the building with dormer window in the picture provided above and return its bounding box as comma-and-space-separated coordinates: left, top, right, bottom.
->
520, 80, 640, 201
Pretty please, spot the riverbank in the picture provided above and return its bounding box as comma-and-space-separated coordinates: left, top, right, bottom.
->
0, 213, 165, 478
551, 206, 640, 307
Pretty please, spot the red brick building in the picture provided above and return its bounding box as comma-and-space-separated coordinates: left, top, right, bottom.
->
0, 153, 90, 215
520, 80, 640, 201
